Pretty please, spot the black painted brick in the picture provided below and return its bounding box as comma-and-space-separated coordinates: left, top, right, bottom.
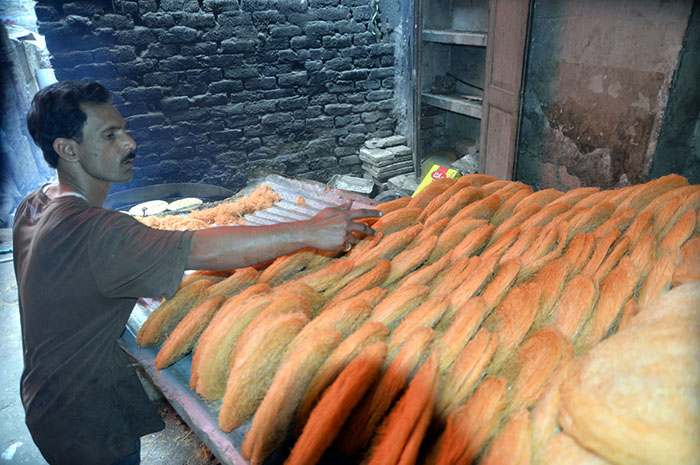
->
93, 46, 137, 63
73, 62, 116, 79
276, 0, 308, 13
138, 0, 158, 13
351, 5, 372, 20
367, 89, 393, 101
115, 59, 158, 76
181, 42, 218, 56
159, 25, 200, 43
141, 13, 176, 28
159, 56, 199, 71
221, 38, 257, 53
316, 6, 351, 20
142, 72, 179, 87
355, 79, 381, 91
143, 43, 178, 59
208, 80, 245, 94
202, 0, 241, 14
327, 81, 355, 93
127, 113, 167, 129
93, 14, 133, 29
160, 96, 190, 111
177, 12, 216, 29
218, 11, 254, 26
336, 19, 366, 34
305, 21, 334, 36
278, 72, 308, 87
323, 34, 352, 48
35, 5, 60, 21
192, 93, 229, 107
244, 76, 277, 90
253, 10, 286, 24
62, 2, 105, 16
186, 68, 223, 84
245, 100, 277, 114
116, 102, 149, 117
269, 25, 303, 38
116, 27, 157, 45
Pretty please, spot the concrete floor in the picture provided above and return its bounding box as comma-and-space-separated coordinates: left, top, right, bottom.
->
0, 229, 221, 465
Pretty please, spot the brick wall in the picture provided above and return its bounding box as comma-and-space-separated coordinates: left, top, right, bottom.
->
34, 0, 399, 193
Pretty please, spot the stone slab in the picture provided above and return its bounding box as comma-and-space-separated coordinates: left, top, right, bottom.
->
387, 144, 412, 156
359, 145, 413, 167
387, 173, 420, 196
363, 162, 414, 181
328, 174, 374, 194
359, 146, 394, 163
359, 152, 413, 168
363, 172, 388, 191
363, 159, 414, 175
365, 134, 407, 149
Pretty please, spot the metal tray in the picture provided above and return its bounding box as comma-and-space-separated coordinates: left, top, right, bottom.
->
121, 315, 249, 465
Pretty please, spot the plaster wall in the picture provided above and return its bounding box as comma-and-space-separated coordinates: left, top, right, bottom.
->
517, 0, 693, 190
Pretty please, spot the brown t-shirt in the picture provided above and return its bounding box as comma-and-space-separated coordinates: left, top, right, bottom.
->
13, 188, 194, 465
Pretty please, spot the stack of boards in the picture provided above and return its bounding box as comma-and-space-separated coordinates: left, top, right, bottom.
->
136, 173, 700, 465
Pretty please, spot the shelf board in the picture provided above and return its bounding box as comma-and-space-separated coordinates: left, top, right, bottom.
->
422, 92, 483, 119
422, 29, 487, 47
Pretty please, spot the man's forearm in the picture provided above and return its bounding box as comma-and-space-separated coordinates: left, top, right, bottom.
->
187, 222, 311, 270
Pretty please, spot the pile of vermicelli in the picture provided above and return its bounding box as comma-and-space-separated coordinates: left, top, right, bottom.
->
135, 184, 282, 230
137, 173, 700, 465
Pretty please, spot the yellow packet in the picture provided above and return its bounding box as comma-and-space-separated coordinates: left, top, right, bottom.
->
412, 164, 462, 197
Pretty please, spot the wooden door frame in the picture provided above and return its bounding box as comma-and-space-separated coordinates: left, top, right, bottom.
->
480, 0, 534, 180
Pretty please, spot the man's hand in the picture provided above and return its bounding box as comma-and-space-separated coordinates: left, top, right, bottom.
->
304, 200, 382, 252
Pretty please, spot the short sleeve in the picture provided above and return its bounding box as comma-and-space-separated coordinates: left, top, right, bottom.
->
88, 210, 194, 299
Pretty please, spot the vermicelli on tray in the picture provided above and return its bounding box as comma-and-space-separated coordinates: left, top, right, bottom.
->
134, 184, 282, 230
138, 173, 700, 465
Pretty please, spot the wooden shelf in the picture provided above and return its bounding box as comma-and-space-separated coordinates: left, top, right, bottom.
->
422, 29, 487, 47
422, 92, 483, 119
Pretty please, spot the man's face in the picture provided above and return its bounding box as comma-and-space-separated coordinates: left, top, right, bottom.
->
74, 102, 137, 184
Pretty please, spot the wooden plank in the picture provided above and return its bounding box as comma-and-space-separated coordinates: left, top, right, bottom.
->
484, 106, 517, 179
423, 29, 488, 46
421, 92, 483, 119
480, 0, 531, 180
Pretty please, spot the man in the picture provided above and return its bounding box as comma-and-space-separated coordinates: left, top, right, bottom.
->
13, 80, 379, 465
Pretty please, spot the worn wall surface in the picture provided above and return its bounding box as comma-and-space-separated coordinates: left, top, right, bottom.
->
32, 0, 403, 194
517, 0, 694, 190
1, 20, 55, 228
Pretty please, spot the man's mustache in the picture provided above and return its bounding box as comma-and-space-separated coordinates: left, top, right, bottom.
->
123, 152, 136, 162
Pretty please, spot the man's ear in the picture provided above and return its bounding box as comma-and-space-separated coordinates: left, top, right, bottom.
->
53, 138, 79, 163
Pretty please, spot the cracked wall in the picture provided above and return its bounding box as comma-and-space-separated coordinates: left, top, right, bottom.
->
516, 0, 694, 191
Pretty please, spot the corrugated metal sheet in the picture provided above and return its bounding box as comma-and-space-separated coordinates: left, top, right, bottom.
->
235, 171, 378, 226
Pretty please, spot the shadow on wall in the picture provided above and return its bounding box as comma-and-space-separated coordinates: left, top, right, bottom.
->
651, 1, 700, 185
514, 0, 562, 190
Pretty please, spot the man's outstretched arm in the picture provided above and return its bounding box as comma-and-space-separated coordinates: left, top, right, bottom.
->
186, 201, 381, 271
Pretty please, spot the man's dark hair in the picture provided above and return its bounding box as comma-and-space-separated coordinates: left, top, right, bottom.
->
26, 81, 111, 168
